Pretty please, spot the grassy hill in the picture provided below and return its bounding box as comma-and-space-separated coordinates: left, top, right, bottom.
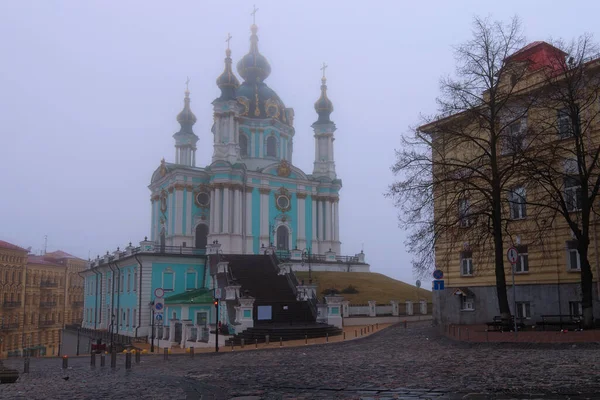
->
295, 271, 432, 304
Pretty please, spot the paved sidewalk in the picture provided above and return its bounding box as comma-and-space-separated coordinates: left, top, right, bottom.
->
1, 322, 599, 399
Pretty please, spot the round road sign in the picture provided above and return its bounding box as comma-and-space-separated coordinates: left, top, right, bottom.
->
154, 302, 164, 312
433, 269, 444, 280
154, 288, 165, 298
416, 280, 421, 288
507, 247, 518, 264
155, 314, 163, 321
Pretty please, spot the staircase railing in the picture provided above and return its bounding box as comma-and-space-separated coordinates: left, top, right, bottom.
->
306, 296, 318, 320
285, 270, 299, 297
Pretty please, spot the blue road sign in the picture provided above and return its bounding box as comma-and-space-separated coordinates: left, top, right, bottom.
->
155, 302, 164, 312
432, 280, 445, 290
155, 314, 163, 321
433, 269, 444, 280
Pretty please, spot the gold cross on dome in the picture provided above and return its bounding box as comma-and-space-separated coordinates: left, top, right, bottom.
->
320, 62, 328, 78
251, 5, 259, 24
225, 33, 232, 49
185, 77, 190, 91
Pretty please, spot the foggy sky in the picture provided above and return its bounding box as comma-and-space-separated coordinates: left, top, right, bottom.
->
2, 0, 599, 286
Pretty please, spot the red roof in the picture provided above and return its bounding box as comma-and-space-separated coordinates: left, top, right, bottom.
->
27, 255, 63, 267
45, 250, 77, 259
0, 240, 28, 252
505, 41, 567, 72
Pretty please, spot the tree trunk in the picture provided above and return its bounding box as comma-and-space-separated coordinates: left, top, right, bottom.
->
578, 241, 595, 329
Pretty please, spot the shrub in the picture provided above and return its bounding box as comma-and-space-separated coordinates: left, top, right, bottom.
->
322, 287, 340, 296
340, 285, 359, 294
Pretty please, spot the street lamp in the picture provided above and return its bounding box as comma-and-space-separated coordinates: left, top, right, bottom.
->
76, 327, 81, 356
301, 248, 312, 283
214, 299, 219, 353
110, 314, 115, 351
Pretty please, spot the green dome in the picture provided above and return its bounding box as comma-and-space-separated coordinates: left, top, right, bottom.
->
216, 48, 240, 100
237, 24, 271, 83
314, 77, 333, 124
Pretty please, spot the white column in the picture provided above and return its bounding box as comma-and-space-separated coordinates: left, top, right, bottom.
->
246, 190, 253, 235
317, 198, 324, 241
334, 201, 340, 242
323, 199, 330, 241
311, 196, 317, 242
260, 189, 269, 244
214, 187, 222, 233
297, 195, 305, 242
233, 189, 240, 234
259, 130, 264, 157
186, 188, 193, 236
175, 188, 183, 235
209, 190, 215, 233
223, 186, 230, 233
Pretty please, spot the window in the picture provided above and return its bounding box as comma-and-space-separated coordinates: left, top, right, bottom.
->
132, 309, 137, 327
266, 136, 277, 157
239, 134, 248, 157
508, 187, 527, 219
163, 269, 174, 291
460, 296, 474, 311
133, 270, 137, 292
460, 251, 474, 276
514, 245, 529, 273
126, 309, 130, 327
566, 240, 580, 271
516, 302, 531, 319
127, 272, 131, 292
558, 108, 580, 138
458, 198, 471, 227
564, 176, 582, 211
503, 119, 526, 154
186, 271, 196, 290
569, 301, 582, 317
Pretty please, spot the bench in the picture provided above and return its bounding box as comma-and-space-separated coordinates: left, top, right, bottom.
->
536, 315, 582, 331
486, 316, 525, 332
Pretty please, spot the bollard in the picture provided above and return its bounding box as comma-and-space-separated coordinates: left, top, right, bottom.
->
231, 342, 234, 352
326, 333, 329, 343
376, 323, 379, 330
255, 339, 258, 349
466, 328, 470, 342
111, 349, 117, 369
404, 320, 407, 329
101, 352, 106, 367
305, 335, 308, 345
355, 330, 357, 338
241, 339, 245, 349
265, 335, 270, 345
62, 355, 68, 369
458, 327, 461, 340
163, 347, 168, 361
279, 337, 282, 347
125, 351, 132, 369
135, 349, 141, 364
343, 332, 346, 340
23, 357, 30, 373
90, 352, 96, 367
360, 328, 363, 336
190, 346, 194, 358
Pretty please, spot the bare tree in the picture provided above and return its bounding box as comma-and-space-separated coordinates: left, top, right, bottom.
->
521, 35, 600, 328
387, 16, 537, 322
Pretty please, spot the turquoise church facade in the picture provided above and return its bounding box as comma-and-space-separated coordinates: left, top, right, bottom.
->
80, 21, 362, 342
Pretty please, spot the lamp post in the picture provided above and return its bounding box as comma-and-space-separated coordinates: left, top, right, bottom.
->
151, 306, 155, 353
301, 248, 312, 283
76, 327, 81, 356
109, 314, 115, 351
214, 299, 219, 353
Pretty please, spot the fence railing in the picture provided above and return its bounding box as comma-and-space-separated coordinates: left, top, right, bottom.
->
2, 301, 21, 308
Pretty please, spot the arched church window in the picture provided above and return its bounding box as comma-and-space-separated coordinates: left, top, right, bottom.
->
195, 224, 208, 251
266, 136, 277, 157
276, 225, 289, 250
239, 134, 249, 157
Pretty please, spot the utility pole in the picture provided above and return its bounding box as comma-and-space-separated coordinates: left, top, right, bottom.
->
214, 300, 219, 353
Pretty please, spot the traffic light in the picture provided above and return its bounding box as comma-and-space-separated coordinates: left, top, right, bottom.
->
214, 300, 219, 306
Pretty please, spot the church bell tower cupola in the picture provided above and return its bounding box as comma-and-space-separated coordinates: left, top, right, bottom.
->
312, 65, 337, 180
173, 83, 199, 166
212, 40, 243, 164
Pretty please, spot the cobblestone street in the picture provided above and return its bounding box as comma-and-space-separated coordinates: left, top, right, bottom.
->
1, 322, 600, 399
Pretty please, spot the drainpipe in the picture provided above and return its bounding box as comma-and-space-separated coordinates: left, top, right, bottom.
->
133, 254, 143, 338
107, 263, 115, 333
93, 269, 100, 330
242, 167, 247, 254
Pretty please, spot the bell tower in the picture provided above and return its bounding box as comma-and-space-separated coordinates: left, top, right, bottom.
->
312, 64, 337, 180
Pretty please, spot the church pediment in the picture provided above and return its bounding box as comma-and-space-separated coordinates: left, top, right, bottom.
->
262, 160, 308, 181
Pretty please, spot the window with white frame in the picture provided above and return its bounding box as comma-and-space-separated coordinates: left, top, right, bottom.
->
558, 107, 580, 138
133, 269, 137, 292
514, 245, 529, 273
266, 136, 277, 157
127, 272, 131, 292
566, 240, 580, 271
126, 309, 130, 327
163, 269, 174, 291
516, 302, 531, 319
132, 309, 137, 327
458, 198, 471, 227
239, 134, 249, 157
460, 296, 474, 311
502, 118, 527, 154
508, 187, 527, 219
564, 176, 582, 211
569, 301, 582, 317
460, 251, 474, 276
186, 270, 196, 291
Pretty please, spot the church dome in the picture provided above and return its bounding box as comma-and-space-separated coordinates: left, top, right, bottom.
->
176, 90, 197, 133
216, 48, 240, 100
314, 77, 333, 124
237, 24, 271, 82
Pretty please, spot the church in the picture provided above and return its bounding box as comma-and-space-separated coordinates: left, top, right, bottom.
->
150, 23, 343, 257
81, 20, 369, 347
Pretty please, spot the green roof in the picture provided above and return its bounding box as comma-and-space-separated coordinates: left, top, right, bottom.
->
164, 288, 214, 304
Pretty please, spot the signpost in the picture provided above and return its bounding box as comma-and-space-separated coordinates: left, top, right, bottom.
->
433, 269, 444, 280
507, 247, 518, 336
432, 269, 444, 291
151, 288, 165, 353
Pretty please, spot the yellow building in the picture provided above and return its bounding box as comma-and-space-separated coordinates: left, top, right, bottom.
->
422, 41, 600, 325
0, 241, 28, 357
0, 240, 85, 358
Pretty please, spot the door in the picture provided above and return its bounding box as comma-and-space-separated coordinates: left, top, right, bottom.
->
195, 224, 208, 250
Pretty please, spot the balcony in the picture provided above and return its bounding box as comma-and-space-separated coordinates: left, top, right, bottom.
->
39, 320, 56, 327
0, 323, 19, 331
39, 301, 57, 308
72, 301, 84, 307
3, 301, 22, 308
40, 281, 58, 288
